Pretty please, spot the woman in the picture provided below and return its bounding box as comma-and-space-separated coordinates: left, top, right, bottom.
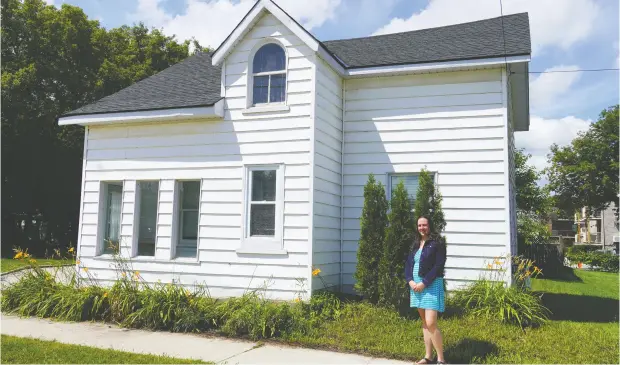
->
405, 216, 447, 364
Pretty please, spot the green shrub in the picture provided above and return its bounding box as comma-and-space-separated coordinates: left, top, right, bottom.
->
379, 180, 414, 310
412, 168, 447, 292
451, 280, 550, 328
299, 290, 343, 325
566, 247, 619, 273
355, 174, 389, 304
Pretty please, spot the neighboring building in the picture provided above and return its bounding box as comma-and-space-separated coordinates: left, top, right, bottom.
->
574, 203, 619, 251
58, 0, 531, 299
548, 214, 575, 245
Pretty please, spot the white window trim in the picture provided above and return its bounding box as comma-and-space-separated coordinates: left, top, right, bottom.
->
238, 164, 287, 255
97, 181, 124, 256
171, 180, 201, 261
246, 39, 289, 110
386, 171, 439, 204
132, 180, 160, 258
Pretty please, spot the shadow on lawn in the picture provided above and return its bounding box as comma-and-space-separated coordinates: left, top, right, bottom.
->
445, 338, 499, 364
539, 292, 619, 322
540, 266, 583, 282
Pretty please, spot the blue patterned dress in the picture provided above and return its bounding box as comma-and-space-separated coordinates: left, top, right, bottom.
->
410, 249, 445, 312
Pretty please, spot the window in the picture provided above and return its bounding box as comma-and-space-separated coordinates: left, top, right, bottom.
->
136, 181, 159, 256
176, 181, 200, 258
389, 173, 435, 207
252, 43, 286, 105
243, 165, 284, 251
101, 182, 122, 255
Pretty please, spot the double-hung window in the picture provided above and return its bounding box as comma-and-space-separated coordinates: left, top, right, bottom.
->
100, 182, 123, 255
175, 180, 200, 258
251, 43, 286, 105
135, 181, 159, 257
241, 165, 284, 252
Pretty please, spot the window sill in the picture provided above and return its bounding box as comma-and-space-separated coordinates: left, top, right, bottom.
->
242, 104, 290, 115
236, 246, 288, 256
93, 255, 199, 265
171, 256, 199, 264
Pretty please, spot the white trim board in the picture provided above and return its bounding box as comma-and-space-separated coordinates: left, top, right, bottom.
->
345, 56, 531, 78
58, 100, 225, 126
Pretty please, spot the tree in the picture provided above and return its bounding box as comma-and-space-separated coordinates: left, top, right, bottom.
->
546, 105, 619, 219
514, 149, 552, 252
412, 168, 447, 291
379, 180, 414, 309
413, 169, 446, 237
354, 174, 388, 303
1, 0, 203, 257
515, 149, 551, 217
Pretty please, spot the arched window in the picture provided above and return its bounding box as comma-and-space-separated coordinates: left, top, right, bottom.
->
252, 43, 286, 105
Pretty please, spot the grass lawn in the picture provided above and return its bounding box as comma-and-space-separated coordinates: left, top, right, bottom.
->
1, 258, 74, 273
1, 335, 208, 364
285, 268, 619, 364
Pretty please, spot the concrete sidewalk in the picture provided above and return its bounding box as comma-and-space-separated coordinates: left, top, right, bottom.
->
1, 314, 410, 364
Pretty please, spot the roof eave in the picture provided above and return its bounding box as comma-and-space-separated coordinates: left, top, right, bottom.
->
58, 100, 225, 127
345, 54, 531, 78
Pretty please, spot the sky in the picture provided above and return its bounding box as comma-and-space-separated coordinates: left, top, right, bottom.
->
48, 0, 619, 180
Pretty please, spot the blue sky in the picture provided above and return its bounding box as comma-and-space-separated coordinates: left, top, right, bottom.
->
49, 0, 619, 174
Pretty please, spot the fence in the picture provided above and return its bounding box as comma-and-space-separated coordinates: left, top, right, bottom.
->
522, 243, 565, 277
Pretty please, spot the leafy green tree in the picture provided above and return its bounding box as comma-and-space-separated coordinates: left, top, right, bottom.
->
515, 149, 552, 217
354, 174, 388, 303
379, 180, 414, 309
514, 149, 552, 252
1, 0, 203, 257
546, 105, 619, 219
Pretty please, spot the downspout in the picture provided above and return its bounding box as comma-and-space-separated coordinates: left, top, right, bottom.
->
339, 78, 346, 290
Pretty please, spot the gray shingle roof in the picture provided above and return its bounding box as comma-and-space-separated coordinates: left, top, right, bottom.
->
62, 13, 530, 117
64, 52, 222, 116
322, 13, 530, 68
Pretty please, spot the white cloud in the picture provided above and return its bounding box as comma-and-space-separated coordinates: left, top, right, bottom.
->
529, 65, 582, 114
515, 115, 591, 172
373, 0, 601, 55
129, 0, 341, 49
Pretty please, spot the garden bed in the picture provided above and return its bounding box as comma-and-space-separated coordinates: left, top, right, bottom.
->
2, 261, 618, 364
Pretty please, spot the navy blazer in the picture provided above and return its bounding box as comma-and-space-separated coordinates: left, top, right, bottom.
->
404, 237, 447, 288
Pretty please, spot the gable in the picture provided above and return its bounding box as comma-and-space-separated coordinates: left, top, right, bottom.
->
212, 0, 323, 66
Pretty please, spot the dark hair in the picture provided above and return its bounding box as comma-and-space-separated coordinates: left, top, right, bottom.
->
412, 215, 441, 250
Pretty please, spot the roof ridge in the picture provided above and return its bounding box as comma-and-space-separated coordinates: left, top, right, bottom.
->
323, 12, 528, 44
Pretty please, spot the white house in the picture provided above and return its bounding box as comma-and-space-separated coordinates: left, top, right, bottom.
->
58, 0, 531, 300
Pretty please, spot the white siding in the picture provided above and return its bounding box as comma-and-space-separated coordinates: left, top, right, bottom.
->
76, 13, 314, 301
342, 69, 512, 291
312, 58, 343, 290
